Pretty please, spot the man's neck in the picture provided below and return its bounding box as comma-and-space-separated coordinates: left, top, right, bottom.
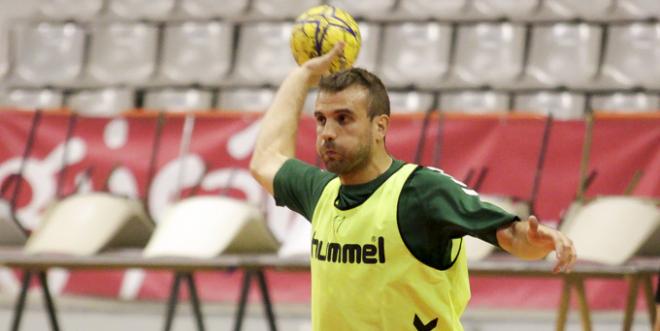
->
339, 151, 393, 186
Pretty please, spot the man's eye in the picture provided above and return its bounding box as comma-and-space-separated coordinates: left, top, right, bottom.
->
316, 117, 326, 125
338, 115, 347, 124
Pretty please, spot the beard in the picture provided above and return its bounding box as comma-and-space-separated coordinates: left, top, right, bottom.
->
320, 138, 372, 175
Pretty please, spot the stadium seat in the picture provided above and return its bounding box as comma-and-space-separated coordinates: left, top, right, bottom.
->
144, 88, 213, 112
2, 89, 63, 110
559, 196, 659, 265
514, 91, 586, 119
13, 23, 84, 86
617, 0, 660, 19
354, 22, 380, 72
388, 91, 435, 113
380, 23, 451, 88
590, 92, 660, 113
25, 193, 153, 256
525, 23, 602, 88
452, 23, 525, 87
234, 23, 296, 85
326, 0, 396, 19
179, 0, 248, 18
440, 91, 510, 114
398, 0, 469, 20
144, 196, 279, 258
251, 0, 323, 18
471, 0, 541, 19
217, 88, 275, 112
88, 22, 158, 85
0, 26, 7, 79
160, 22, 233, 85
543, 0, 615, 20
68, 88, 135, 117
109, 0, 175, 20
39, 0, 104, 20
600, 23, 660, 89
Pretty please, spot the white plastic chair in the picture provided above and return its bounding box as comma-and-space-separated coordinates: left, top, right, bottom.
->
109, 0, 176, 20
160, 22, 233, 85
543, 0, 615, 20
600, 23, 660, 89
68, 88, 135, 117
217, 88, 275, 112
13, 23, 84, 86
251, 0, 322, 18
144, 196, 279, 258
39, 0, 104, 20
617, 0, 660, 19
441, 91, 510, 114
327, 0, 396, 19
472, 0, 541, 19
514, 92, 586, 119
88, 22, 158, 85
353, 22, 380, 72
380, 23, 451, 88
179, 0, 249, 18
389, 91, 435, 113
398, 0, 469, 20
0, 26, 8, 79
4, 89, 63, 110
234, 23, 296, 85
526, 23, 602, 88
591, 92, 659, 113
453, 23, 525, 87
144, 88, 213, 113
559, 197, 659, 265
25, 193, 154, 256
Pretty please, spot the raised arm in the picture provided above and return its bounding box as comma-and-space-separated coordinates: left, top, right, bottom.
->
496, 215, 577, 273
250, 43, 344, 194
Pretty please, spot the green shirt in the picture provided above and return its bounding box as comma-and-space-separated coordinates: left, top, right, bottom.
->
274, 158, 518, 269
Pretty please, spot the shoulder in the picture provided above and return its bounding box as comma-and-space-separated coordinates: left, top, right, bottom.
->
406, 166, 476, 194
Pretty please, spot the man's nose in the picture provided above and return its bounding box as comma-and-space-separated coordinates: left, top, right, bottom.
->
320, 122, 337, 141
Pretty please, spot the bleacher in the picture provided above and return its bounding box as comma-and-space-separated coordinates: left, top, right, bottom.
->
0, 0, 659, 116
0, 1, 658, 331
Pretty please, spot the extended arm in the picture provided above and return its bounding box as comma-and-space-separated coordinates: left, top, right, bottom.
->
496, 215, 576, 273
250, 43, 344, 194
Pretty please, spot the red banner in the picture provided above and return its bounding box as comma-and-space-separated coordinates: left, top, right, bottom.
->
0, 110, 658, 309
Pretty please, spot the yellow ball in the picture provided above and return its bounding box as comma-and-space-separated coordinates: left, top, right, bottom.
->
290, 5, 361, 73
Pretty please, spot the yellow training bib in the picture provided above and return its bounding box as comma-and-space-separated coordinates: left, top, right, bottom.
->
310, 163, 470, 331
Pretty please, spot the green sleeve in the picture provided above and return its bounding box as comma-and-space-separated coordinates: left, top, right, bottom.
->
404, 167, 518, 247
273, 158, 336, 221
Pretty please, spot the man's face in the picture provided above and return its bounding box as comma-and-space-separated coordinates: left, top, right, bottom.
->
314, 85, 374, 175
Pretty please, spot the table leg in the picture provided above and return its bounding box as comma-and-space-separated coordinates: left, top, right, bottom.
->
233, 270, 253, 331
556, 277, 572, 331
622, 275, 639, 331
573, 277, 592, 331
10, 271, 32, 331
38, 271, 60, 331
256, 269, 278, 331
184, 273, 206, 331
163, 273, 183, 331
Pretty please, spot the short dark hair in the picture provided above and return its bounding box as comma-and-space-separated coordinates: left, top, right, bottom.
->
318, 68, 390, 118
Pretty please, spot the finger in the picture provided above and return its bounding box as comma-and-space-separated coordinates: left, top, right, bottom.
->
554, 236, 575, 273
552, 236, 566, 273
322, 42, 345, 60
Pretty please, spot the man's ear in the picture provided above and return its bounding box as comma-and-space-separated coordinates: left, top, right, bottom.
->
374, 114, 389, 142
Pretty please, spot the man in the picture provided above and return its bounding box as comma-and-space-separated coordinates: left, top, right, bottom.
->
250, 43, 577, 330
